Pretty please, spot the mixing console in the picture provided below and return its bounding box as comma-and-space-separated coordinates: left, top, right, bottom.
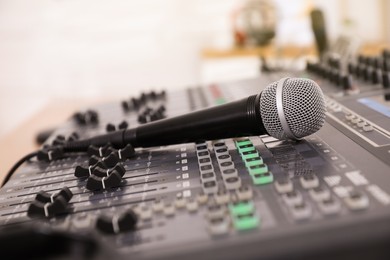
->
1, 51, 390, 259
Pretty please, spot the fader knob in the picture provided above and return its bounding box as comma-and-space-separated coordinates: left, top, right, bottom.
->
106, 123, 116, 132
96, 215, 115, 234
87, 110, 99, 124
372, 69, 381, 84
347, 62, 355, 75
118, 121, 129, 130
342, 75, 353, 90
117, 209, 138, 232
89, 153, 119, 168
363, 66, 372, 81
96, 209, 138, 234
116, 144, 135, 160
86, 171, 122, 191
383, 72, 390, 89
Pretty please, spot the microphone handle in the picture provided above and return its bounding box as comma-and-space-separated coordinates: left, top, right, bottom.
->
64, 94, 267, 151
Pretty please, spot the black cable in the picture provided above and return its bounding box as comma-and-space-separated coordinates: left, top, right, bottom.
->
1, 151, 39, 187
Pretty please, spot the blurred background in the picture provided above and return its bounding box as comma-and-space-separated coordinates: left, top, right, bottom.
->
0, 0, 389, 139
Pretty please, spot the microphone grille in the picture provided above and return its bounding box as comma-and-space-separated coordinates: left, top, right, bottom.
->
260, 78, 326, 140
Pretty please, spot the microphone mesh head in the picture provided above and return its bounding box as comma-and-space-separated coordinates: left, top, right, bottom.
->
260, 78, 326, 140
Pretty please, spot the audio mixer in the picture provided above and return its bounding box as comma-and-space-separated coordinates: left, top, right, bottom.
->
1, 53, 390, 259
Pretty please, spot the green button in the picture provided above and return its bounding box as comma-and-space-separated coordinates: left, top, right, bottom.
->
238, 145, 255, 154
215, 98, 226, 105
235, 140, 251, 146
233, 214, 260, 231
248, 164, 268, 175
229, 201, 255, 216
244, 157, 264, 167
241, 150, 259, 159
252, 172, 274, 185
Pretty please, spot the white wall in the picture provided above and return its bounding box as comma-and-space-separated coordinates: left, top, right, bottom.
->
0, 0, 385, 137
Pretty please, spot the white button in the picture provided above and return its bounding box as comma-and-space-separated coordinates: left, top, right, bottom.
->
219, 161, 235, 170
216, 154, 232, 163
186, 199, 199, 212
208, 217, 230, 236
197, 192, 208, 204
221, 168, 238, 180
214, 191, 230, 205
163, 204, 175, 217
203, 180, 218, 194
333, 105, 342, 112
206, 204, 226, 219
357, 121, 366, 127
72, 213, 93, 229
152, 200, 164, 212
282, 190, 303, 206
224, 176, 242, 190
236, 186, 253, 201
344, 192, 369, 210
346, 114, 355, 121
309, 186, 331, 201
363, 124, 373, 132
290, 203, 312, 220
274, 178, 293, 194
137, 206, 152, 221
174, 197, 186, 209
318, 197, 341, 215
300, 175, 319, 189
351, 117, 360, 124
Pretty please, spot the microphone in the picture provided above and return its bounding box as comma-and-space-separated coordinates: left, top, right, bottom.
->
63, 77, 326, 152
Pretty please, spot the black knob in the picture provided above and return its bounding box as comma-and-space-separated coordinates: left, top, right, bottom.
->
382, 49, 390, 59
138, 114, 147, 124
57, 187, 73, 202
73, 112, 87, 125
335, 72, 342, 86
130, 98, 141, 110
363, 66, 372, 81
117, 209, 138, 232
106, 123, 116, 132
86, 171, 122, 191
140, 93, 147, 103
52, 135, 66, 146
372, 57, 380, 69
383, 59, 389, 72
27, 196, 68, 218
96, 215, 115, 234
35, 187, 73, 204
358, 55, 365, 64
121, 100, 130, 111
149, 90, 157, 99
116, 144, 135, 160
74, 165, 92, 178
330, 69, 339, 84
372, 69, 381, 84
87, 110, 99, 124
89, 153, 119, 168
87, 144, 112, 157
67, 132, 79, 142
383, 72, 390, 89
347, 62, 355, 75
92, 164, 125, 178
96, 209, 138, 234
342, 74, 353, 90
118, 121, 128, 130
